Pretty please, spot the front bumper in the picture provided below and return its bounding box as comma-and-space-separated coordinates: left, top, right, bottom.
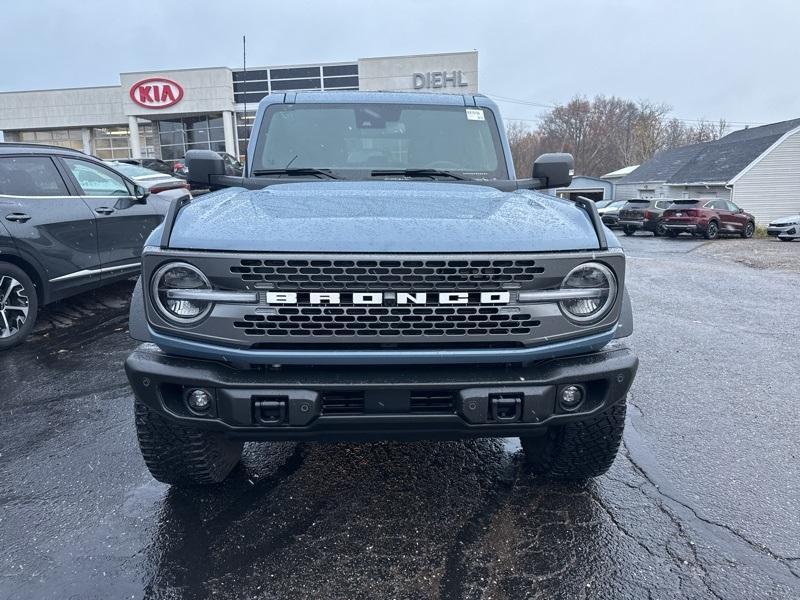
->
767, 225, 798, 237
125, 342, 638, 442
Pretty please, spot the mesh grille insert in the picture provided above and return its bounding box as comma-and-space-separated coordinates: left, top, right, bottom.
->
231, 258, 544, 290
233, 305, 541, 338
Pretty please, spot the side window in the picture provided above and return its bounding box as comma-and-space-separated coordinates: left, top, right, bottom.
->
0, 156, 69, 196
62, 158, 131, 196
727, 201, 740, 212
705, 200, 722, 210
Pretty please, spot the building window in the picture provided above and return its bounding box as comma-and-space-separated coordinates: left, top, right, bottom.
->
232, 63, 359, 103
235, 111, 256, 160
92, 125, 155, 160
157, 115, 226, 163
11, 128, 84, 151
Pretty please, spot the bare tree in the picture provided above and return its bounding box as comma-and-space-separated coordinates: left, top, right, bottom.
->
509, 95, 729, 177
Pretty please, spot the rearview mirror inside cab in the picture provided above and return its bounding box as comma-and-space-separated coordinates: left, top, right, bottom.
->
532, 153, 574, 189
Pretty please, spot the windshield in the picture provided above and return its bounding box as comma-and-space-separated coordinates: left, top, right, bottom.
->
251, 103, 507, 179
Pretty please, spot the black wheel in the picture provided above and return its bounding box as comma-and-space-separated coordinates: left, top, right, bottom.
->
666, 230, 678, 238
520, 401, 626, 480
135, 400, 243, 485
654, 222, 667, 237
0, 263, 38, 351
741, 221, 755, 238
623, 225, 636, 236
704, 221, 719, 240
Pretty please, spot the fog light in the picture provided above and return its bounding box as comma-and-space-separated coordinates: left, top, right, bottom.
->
559, 385, 583, 411
187, 389, 212, 412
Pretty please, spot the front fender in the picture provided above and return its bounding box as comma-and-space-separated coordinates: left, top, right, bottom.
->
128, 277, 153, 343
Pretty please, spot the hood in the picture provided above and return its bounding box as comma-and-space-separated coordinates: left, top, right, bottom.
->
769, 214, 800, 225
165, 181, 607, 253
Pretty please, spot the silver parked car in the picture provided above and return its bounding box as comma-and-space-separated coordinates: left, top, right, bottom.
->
766, 214, 800, 241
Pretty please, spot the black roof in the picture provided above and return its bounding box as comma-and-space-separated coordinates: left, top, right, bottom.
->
619, 118, 800, 185
618, 143, 706, 184
0, 142, 87, 156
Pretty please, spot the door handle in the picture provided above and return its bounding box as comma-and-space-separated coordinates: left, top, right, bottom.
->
95, 207, 115, 215
5, 213, 31, 223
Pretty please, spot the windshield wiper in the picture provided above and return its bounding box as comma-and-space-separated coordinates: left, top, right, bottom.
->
252, 168, 339, 180
370, 168, 469, 181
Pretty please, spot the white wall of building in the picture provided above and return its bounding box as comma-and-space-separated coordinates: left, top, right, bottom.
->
730, 127, 800, 224
0, 85, 124, 130
120, 67, 235, 117
358, 51, 478, 93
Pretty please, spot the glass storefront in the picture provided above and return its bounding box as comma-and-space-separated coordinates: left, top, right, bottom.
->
9, 128, 84, 151
93, 125, 156, 160
157, 114, 226, 162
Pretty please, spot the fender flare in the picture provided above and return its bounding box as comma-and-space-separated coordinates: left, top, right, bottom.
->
128, 276, 154, 342
613, 288, 633, 339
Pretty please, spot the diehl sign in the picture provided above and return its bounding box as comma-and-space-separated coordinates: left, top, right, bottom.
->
413, 70, 469, 90
129, 77, 184, 109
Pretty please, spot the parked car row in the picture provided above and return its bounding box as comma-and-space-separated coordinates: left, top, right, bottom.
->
0, 143, 191, 349
600, 198, 760, 240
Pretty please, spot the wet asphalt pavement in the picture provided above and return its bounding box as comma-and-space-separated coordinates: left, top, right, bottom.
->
1, 236, 798, 599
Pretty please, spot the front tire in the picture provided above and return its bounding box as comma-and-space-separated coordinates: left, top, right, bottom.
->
0, 264, 38, 351
520, 401, 626, 480
741, 221, 755, 238
623, 225, 636, 236
135, 401, 243, 485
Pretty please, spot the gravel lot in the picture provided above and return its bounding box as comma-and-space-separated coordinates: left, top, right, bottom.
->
0, 235, 798, 600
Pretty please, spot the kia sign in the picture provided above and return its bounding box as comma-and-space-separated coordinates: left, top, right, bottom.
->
129, 77, 184, 109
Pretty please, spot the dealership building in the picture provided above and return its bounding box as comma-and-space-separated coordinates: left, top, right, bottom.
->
0, 51, 478, 163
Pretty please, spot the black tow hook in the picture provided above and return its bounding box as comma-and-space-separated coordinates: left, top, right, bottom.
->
489, 394, 523, 423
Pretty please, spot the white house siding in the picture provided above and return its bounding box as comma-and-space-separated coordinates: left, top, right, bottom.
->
731, 129, 800, 224
664, 185, 731, 201
614, 182, 672, 201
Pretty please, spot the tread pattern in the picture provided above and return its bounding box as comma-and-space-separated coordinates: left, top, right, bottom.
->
521, 400, 626, 480
135, 401, 243, 485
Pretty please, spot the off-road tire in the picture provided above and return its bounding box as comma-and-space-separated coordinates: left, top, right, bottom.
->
704, 221, 719, 240
0, 263, 38, 351
135, 400, 243, 485
741, 221, 755, 238
623, 225, 636, 236
520, 401, 626, 480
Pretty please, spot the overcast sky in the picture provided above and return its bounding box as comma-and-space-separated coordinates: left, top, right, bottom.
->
2, 0, 796, 129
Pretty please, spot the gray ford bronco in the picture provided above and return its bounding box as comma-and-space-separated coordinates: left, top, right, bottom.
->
125, 91, 637, 486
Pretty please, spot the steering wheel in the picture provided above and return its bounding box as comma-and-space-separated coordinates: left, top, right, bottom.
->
426, 160, 461, 169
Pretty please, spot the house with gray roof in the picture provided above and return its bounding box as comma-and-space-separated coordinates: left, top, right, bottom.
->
615, 118, 800, 223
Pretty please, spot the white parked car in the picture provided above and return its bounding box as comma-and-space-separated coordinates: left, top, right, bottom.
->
766, 214, 800, 241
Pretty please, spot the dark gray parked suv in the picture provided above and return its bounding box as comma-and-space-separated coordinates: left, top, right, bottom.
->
0, 143, 179, 349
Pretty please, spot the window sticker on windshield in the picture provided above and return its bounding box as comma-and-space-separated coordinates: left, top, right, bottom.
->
465, 108, 485, 121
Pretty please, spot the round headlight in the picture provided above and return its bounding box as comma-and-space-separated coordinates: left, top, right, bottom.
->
151, 262, 212, 324
559, 262, 617, 324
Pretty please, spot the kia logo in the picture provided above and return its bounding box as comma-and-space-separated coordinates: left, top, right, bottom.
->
129, 77, 184, 109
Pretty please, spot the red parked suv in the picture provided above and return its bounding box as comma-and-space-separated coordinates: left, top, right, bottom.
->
661, 199, 755, 239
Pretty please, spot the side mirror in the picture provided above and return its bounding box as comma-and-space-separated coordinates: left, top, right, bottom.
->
532, 153, 574, 189
737, 208, 744, 214
185, 149, 226, 188
133, 184, 149, 202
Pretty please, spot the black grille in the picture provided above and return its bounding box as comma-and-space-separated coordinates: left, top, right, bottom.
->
321, 391, 364, 415
409, 390, 455, 414
230, 258, 544, 290
233, 305, 540, 338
